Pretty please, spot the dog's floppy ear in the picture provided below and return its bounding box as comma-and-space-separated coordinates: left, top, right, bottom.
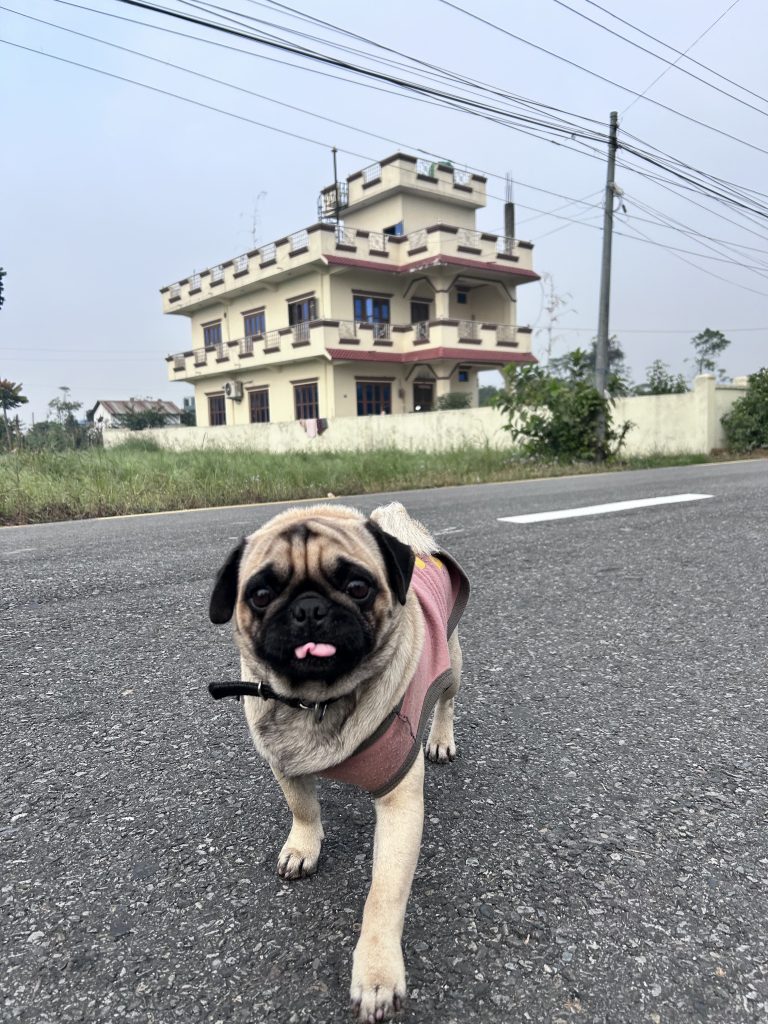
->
209, 538, 246, 624
366, 521, 415, 606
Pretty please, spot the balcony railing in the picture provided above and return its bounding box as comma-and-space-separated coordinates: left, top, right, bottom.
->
457, 228, 482, 248
292, 322, 311, 344
335, 225, 356, 246
362, 162, 382, 183
170, 320, 526, 376
165, 222, 532, 307
289, 230, 308, 253
408, 228, 428, 250
453, 168, 471, 186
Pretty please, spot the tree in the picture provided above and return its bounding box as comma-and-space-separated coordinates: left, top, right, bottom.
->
48, 386, 82, 426
634, 359, 688, 396
478, 384, 501, 407
436, 392, 471, 411
550, 335, 630, 396
691, 328, 731, 376
113, 401, 172, 431
494, 349, 631, 462
721, 368, 768, 452
0, 378, 28, 448
0, 268, 6, 310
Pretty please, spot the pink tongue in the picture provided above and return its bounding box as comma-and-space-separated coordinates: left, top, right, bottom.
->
294, 642, 337, 660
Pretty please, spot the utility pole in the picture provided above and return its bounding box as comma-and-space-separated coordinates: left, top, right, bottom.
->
595, 111, 619, 452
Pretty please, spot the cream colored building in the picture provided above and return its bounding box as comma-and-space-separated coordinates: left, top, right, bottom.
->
162, 153, 539, 427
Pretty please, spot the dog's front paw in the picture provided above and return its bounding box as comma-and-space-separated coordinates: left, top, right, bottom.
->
350, 938, 406, 1022
277, 827, 322, 880
425, 732, 456, 763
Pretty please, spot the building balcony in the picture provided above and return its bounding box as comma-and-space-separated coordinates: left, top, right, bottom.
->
166, 319, 534, 381
160, 222, 536, 315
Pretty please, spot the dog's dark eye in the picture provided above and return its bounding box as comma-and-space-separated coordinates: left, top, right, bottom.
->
248, 587, 273, 610
346, 580, 371, 601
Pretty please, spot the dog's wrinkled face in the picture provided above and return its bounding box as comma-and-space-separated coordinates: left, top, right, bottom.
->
210, 506, 415, 689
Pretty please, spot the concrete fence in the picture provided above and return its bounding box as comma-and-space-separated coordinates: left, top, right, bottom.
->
104, 375, 746, 456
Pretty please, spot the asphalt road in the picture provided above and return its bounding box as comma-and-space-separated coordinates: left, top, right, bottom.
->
2, 460, 767, 1024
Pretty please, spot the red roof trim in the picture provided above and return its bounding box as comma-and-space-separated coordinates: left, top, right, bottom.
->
324, 253, 540, 282
327, 347, 537, 365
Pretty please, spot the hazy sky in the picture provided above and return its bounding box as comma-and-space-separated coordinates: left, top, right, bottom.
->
2, 0, 767, 425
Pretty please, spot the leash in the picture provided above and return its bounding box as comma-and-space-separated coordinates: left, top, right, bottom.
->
208, 680, 343, 723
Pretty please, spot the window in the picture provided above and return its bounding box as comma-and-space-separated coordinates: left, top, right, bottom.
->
410, 300, 430, 323
287, 297, 317, 325
458, 370, 469, 383
356, 381, 392, 416
249, 388, 270, 423
353, 295, 390, 324
456, 290, 468, 305
384, 222, 404, 236
208, 394, 226, 426
203, 321, 222, 348
244, 310, 265, 338
294, 381, 319, 420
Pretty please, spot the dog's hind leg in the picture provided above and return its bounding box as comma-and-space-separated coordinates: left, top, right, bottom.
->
272, 769, 324, 880
350, 749, 424, 1022
426, 631, 462, 763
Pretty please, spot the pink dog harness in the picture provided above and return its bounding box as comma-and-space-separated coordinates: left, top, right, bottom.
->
318, 551, 469, 798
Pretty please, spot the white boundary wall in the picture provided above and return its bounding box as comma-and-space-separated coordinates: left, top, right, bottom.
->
104, 375, 745, 456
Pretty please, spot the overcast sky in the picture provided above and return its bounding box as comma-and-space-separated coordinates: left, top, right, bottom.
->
2, 0, 767, 425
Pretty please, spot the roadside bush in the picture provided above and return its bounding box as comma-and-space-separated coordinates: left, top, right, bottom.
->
721, 368, 768, 451
436, 392, 471, 410
24, 420, 102, 451
495, 349, 631, 462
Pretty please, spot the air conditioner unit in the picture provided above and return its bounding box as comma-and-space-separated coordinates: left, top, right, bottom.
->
223, 380, 243, 401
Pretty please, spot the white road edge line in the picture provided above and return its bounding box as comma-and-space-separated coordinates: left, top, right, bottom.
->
498, 493, 713, 524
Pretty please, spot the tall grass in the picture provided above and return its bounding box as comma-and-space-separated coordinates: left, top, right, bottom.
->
0, 444, 714, 526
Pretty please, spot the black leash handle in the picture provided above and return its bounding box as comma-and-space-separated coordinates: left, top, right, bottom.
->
208, 681, 265, 701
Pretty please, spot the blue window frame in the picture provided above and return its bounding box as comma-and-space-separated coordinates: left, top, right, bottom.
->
244, 310, 265, 337
294, 382, 319, 420
203, 321, 222, 348
353, 295, 390, 323
356, 381, 392, 416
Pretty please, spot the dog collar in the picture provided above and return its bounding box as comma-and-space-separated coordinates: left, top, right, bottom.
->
208, 680, 341, 723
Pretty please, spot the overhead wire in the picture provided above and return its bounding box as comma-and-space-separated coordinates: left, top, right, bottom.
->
549, 0, 755, 117
436, 0, 768, 158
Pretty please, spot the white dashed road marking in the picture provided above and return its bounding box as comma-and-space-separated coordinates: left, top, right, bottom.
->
498, 493, 713, 524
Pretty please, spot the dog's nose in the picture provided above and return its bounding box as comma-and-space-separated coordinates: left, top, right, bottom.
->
291, 592, 329, 624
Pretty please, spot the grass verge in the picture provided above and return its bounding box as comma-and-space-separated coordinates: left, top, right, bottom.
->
0, 442, 723, 527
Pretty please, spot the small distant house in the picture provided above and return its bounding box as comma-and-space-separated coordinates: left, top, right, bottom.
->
88, 399, 182, 429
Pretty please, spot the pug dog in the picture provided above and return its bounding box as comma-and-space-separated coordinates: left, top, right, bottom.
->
208, 502, 469, 1022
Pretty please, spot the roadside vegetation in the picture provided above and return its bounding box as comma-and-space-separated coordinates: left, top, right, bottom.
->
1, 342, 764, 527
0, 441, 715, 527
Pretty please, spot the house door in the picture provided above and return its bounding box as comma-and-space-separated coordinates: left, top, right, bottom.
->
413, 381, 434, 412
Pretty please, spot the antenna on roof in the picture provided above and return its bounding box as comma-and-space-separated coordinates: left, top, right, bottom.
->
504, 172, 515, 253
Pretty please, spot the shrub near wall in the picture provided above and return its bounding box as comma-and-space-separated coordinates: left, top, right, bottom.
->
721, 368, 768, 451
